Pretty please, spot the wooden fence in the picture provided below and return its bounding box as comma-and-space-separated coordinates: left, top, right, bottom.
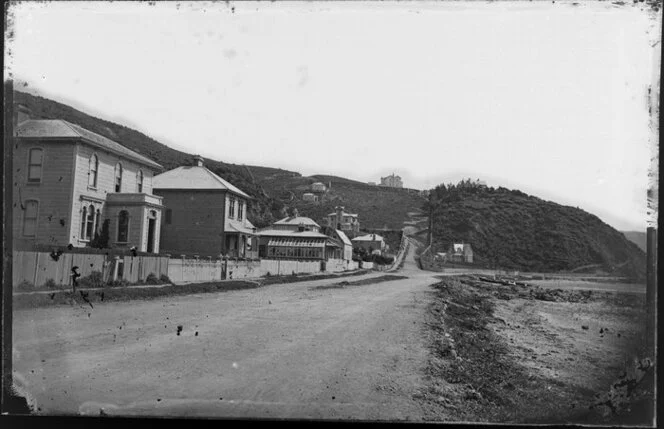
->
13, 251, 168, 288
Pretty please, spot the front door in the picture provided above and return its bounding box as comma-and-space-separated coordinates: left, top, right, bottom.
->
147, 218, 156, 253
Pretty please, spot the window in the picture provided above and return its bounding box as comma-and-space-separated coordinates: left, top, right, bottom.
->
237, 201, 243, 221
95, 209, 101, 235
137, 170, 144, 193
165, 209, 172, 225
117, 210, 129, 242
23, 200, 38, 236
88, 154, 99, 187
85, 204, 95, 240
229, 198, 236, 218
27, 148, 43, 183
81, 206, 87, 238
114, 163, 123, 192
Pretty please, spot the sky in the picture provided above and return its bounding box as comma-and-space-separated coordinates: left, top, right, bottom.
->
5, 1, 660, 231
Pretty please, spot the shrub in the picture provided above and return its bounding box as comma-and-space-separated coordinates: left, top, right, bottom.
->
16, 280, 35, 292
79, 271, 104, 288
145, 273, 160, 285
159, 274, 172, 284
43, 278, 57, 289
89, 219, 110, 249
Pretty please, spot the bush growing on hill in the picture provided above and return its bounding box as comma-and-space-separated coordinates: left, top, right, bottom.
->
425, 181, 646, 280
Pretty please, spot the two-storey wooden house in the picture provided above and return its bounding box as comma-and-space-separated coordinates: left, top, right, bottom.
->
13, 119, 164, 253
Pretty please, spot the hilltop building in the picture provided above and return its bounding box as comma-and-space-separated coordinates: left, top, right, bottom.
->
380, 173, 403, 188
325, 206, 360, 235
153, 156, 257, 258
13, 119, 164, 253
311, 182, 327, 193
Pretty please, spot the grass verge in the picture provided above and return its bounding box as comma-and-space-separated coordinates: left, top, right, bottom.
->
14, 269, 374, 310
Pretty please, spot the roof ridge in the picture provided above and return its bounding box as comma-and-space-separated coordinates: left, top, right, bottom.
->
57, 119, 84, 138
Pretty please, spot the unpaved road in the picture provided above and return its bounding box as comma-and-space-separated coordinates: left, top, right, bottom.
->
13, 241, 445, 420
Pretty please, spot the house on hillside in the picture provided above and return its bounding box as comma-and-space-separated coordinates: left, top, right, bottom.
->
13, 119, 164, 253
380, 173, 403, 188
153, 156, 257, 258
352, 233, 386, 254
256, 215, 340, 260
448, 243, 473, 263
302, 192, 318, 202
311, 182, 327, 193
325, 206, 360, 235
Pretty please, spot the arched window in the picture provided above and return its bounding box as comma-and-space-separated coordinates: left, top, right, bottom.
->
95, 209, 101, 235
27, 148, 43, 183
117, 210, 129, 242
137, 170, 144, 193
85, 204, 95, 240
80, 206, 87, 238
23, 200, 39, 236
114, 163, 123, 192
88, 154, 99, 187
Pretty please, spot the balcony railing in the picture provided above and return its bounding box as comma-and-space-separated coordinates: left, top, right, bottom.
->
106, 192, 164, 207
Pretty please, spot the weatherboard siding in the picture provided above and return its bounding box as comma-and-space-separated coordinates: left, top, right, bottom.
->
13, 140, 76, 250
71, 143, 156, 244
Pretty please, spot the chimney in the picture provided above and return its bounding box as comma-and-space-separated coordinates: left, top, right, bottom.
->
335, 206, 344, 230
193, 155, 204, 167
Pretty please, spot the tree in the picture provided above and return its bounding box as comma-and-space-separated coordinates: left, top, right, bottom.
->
90, 219, 110, 249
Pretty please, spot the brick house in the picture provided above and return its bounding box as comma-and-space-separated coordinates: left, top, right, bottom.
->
153, 156, 257, 258
13, 119, 164, 253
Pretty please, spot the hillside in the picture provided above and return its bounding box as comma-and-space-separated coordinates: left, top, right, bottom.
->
13, 91, 425, 231
622, 231, 647, 252
255, 173, 426, 230
13, 91, 296, 227
427, 181, 647, 281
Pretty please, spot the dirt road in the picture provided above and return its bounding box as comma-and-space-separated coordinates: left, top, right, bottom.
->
13, 242, 444, 420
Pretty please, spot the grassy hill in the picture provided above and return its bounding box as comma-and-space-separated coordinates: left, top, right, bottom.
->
13, 91, 425, 231
427, 181, 646, 281
255, 173, 426, 230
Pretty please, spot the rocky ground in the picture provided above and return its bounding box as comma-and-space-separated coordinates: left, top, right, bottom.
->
419, 275, 654, 425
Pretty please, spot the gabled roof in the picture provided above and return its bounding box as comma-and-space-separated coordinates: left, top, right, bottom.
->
352, 234, 384, 242
335, 230, 352, 246
152, 166, 251, 198
15, 119, 162, 169
274, 216, 320, 227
